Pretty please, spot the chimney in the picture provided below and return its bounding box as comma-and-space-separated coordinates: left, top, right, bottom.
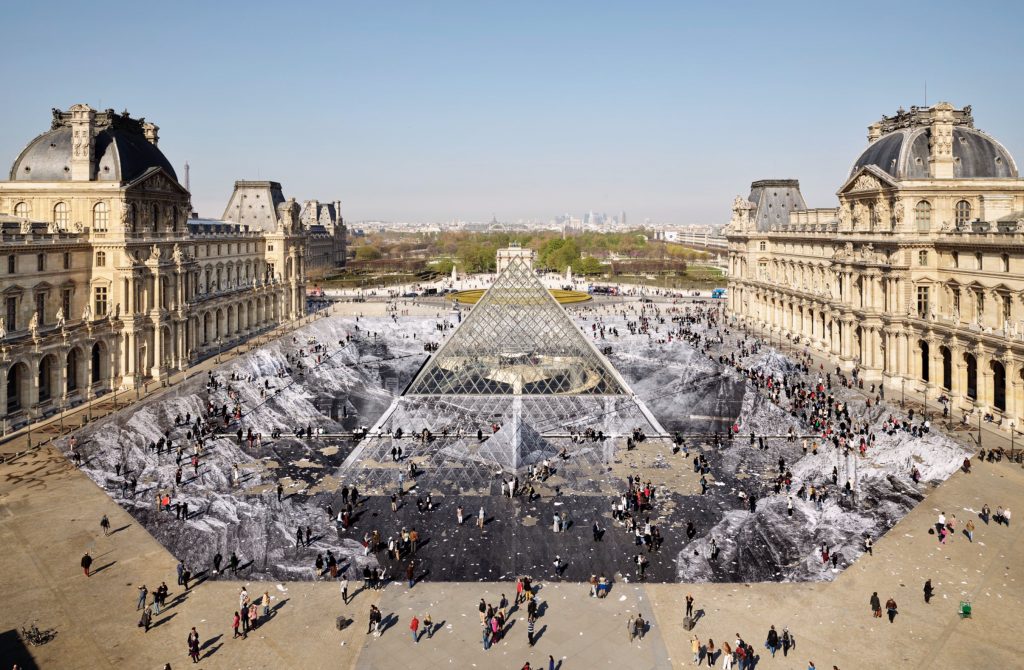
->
68, 104, 96, 181
142, 122, 160, 146
928, 102, 955, 179
867, 122, 882, 144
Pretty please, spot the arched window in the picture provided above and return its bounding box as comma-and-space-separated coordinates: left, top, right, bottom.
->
14, 202, 30, 219
53, 202, 69, 229
955, 200, 971, 226
92, 202, 109, 232
915, 200, 931, 231
96, 251, 106, 267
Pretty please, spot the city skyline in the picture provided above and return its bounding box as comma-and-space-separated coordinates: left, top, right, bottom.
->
2, 1, 1023, 224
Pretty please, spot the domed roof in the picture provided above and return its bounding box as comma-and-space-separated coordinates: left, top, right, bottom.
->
848, 106, 1017, 181
9, 108, 177, 183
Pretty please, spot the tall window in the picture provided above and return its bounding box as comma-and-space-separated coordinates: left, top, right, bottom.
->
915, 200, 931, 231
53, 202, 69, 229
5, 297, 16, 330
152, 204, 160, 230
955, 200, 971, 226
14, 202, 29, 219
951, 251, 959, 269
918, 251, 928, 266
868, 203, 876, 230
96, 251, 106, 267
759, 241, 766, 251
62, 289, 71, 318
976, 252, 983, 270
1003, 253, 1010, 272
37, 253, 44, 272
953, 289, 961, 316
7, 255, 14, 274
917, 286, 929, 317
35, 293, 45, 323
94, 286, 107, 317
93, 202, 109, 232
63, 252, 70, 270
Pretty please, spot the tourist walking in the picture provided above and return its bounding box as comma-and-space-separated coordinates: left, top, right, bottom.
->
923, 579, 933, 604
232, 611, 241, 639
765, 625, 779, 657
101, 515, 110, 536
885, 597, 898, 623
692, 634, 701, 663
82, 552, 92, 578
410, 614, 419, 643
141, 604, 153, 632
188, 627, 200, 663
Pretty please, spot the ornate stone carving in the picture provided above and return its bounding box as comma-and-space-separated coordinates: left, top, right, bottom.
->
837, 203, 851, 231
0, 318, 6, 340
47, 221, 60, 234
28, 312, 38, 336
20, 221, 32, 235
55, 307, 65, 329
121, 204, 134, 233
172, 243, 183, 263
852, 174, 879, 191
149, 245, 162, 261
82, 304, 92, 322
893, 198, 905, 228
860, 243, 875, 260
73, 221, 84, 233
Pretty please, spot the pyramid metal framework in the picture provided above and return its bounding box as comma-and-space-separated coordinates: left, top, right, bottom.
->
406, 255, 630, 396
349, 256, 665, 473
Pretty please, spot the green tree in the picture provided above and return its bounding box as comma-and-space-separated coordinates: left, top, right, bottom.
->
355, 245, 382, 261
571, 255, 604, 275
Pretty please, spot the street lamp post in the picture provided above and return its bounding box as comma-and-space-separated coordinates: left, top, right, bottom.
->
901, 378, 906, 409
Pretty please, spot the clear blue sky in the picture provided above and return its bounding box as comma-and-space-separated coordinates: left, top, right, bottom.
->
2, 0, 1022, 224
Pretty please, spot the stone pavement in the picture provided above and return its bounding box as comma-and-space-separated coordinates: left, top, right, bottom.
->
3, 439, 1023, 669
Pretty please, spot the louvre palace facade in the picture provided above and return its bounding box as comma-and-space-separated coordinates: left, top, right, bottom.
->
0, 104, 335, 428
727, 102, 1024, 429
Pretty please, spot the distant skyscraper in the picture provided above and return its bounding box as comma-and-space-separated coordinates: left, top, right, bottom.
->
621, 211, 627, 226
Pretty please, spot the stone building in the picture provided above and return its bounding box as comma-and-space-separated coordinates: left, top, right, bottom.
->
299, 199, 346, 278
0, 105, 307, 427
727, 102, 1024, 429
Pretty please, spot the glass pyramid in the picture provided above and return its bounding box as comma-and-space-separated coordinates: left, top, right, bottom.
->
406, 256, 629, 396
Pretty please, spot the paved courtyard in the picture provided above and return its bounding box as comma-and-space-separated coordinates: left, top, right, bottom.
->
2, 296, 1022, 669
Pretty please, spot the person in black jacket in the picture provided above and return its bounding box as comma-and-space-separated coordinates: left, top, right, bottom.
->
766, 625, 779, 657
81, 552, 92, 577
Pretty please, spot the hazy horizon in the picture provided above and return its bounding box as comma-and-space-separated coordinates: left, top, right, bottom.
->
3, 1, 1023, 225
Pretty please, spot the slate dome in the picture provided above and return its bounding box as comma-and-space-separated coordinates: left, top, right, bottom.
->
848, 115, 1017, 182
9, 108, 177, 183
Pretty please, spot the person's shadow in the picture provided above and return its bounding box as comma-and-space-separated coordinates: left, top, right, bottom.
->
201, 643, 223, 660
151, 612, 177, 629
271, 598, 289, 617
534, 625, 547, 643
432, 620, 446, 637
109, 525, 131, 535
200, 634, 222, 651
92, 561, 116, 574
693, 608, 705, 624
379, 613, 398, 634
